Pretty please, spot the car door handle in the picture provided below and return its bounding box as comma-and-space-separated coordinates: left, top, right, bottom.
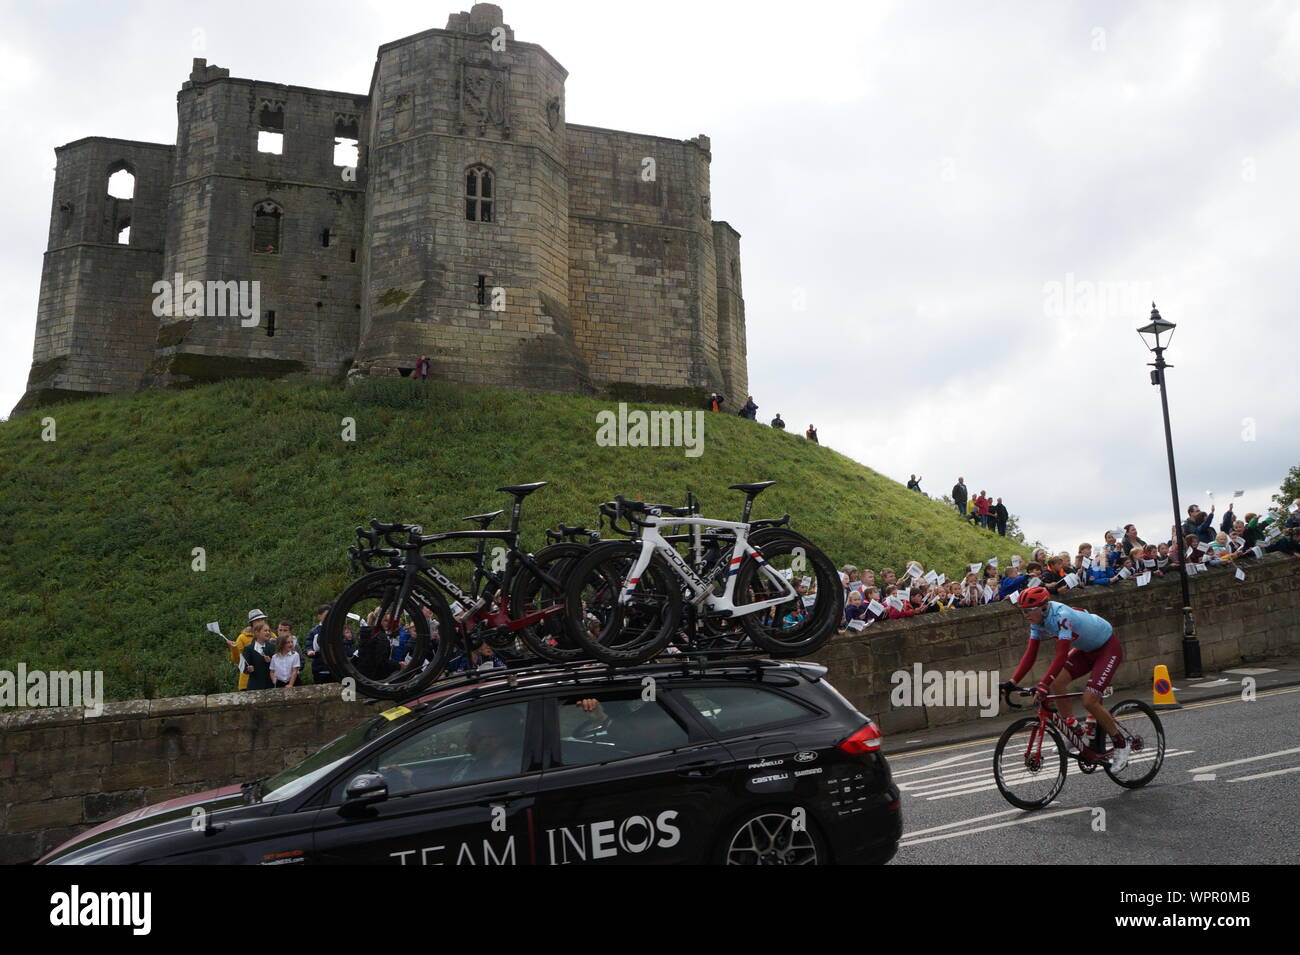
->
677, 760, 720, 778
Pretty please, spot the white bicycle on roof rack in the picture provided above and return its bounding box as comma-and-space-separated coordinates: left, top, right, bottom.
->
561, 492, 842, 665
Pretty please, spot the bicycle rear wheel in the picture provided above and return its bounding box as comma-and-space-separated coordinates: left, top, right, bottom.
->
1104, 699, 1165, 788
993, 717, 1068, 810
563, 542, 681, 665
733, 530, 841, 655
321, 569, 455, 699
510, 542, 591, 663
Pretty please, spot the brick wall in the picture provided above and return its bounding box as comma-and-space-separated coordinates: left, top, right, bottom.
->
811, 554, 1300, 732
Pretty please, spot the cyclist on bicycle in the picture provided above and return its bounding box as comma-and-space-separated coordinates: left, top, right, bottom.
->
1002, 587, 1130, 770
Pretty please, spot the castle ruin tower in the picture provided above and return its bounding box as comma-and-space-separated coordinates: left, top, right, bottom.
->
355, 4, 591, 390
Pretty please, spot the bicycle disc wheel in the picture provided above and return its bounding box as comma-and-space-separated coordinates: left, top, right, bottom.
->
510, 542, 590, 663
321, 569, 455, 699
1104, 699, 1165, 788
733, 531, 841, 655
993, 717, 1068, 810
563, 542, 681, 665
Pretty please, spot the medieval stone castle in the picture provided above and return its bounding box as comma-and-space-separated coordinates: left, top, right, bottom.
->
16, 4, 747, 413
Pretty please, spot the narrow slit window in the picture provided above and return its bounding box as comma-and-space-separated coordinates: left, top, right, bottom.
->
265, 310, 276, 336
321, 228, 331, 248
116, 223, 131, 245
476, 274, 487, 305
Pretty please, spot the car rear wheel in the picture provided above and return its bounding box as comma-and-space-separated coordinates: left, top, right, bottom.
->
719, 808, 827, 865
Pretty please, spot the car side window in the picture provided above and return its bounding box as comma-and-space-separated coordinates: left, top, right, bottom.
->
351, 702, 529, 798
677, 686, 815, 735
555, 694, 690, 767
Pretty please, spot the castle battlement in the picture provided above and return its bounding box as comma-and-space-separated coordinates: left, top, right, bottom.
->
16, 3, 747, 413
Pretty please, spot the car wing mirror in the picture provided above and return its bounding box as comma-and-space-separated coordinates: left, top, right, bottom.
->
343, 772, 388, 807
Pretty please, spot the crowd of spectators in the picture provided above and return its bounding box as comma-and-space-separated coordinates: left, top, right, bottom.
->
710, 392, 819, 442
834, 496, 1300, 634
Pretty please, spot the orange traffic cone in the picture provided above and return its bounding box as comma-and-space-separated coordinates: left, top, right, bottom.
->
1152, 665, 1181, 710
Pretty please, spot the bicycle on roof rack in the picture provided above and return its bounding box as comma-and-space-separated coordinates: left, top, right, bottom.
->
562, 484, 842, 665
320, 482, 599, 699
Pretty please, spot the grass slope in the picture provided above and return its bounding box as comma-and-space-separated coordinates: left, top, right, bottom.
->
0, 379, 1031, 700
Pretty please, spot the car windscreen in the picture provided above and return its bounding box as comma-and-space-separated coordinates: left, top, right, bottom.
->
258, 707, 417, 803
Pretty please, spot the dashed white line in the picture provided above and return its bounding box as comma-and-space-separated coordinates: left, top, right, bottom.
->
1186, 747, 1300, 774
898, 807, 1091, 846
1226, 765, 1300, 783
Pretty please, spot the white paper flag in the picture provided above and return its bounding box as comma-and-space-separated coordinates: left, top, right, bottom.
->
1206, 490, 1214, 499
1117, 568, 1131, 580
1291, 502, 1299, 513
1197, 542, 1210, 553
886, 595, 904, 611
799, 576, 810, 588
1011, 555, 1022, 568
1082, 557, 1092, 569
780, 568, 794, 579
969, 562, 983, 574
1251, 546, 1263, 559
206, 621, 223, 637
1143, 559, 1156, 569
1186, 547, 1195, 558
867, 599, 885, 616
983, 585, 993, 601
1136, 572, 1152, 587
802, 594, 817, 607
924, 570, 939, 585
1064, 573, 1079, 589
1027, 576, 1042, 588
1008, 590, 1021, 605
937, 573, 947, 585
907, 564, 923, 579
1235, 567, 1246, 581
1233, 489, 1244, 498
897, 588, 911, 600
989, 557, 999, 568
847, 619, 867, 632
1186, 562, 1200, 576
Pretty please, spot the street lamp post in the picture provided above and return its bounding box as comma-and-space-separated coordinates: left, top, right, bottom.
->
1137, 303, 1202, 678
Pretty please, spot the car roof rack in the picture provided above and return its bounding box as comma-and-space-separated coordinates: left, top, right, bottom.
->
371, 652, 811, 711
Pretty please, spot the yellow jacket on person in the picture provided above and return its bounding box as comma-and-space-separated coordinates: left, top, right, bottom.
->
230, 628, 255, 690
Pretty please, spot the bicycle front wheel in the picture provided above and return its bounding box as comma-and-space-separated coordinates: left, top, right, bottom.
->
993, 717, 1068, 810
1104, 699, 1165, 788
510, 542, 591, 663
563, 542, 681, 665
321, 569, 456, 699
733, 530, 841, 655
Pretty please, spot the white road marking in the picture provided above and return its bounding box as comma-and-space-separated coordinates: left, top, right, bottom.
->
899, 807, 1091, 846
892, 749, 998, 776
903, 808, 1021, 838
1186, 747, 1300, 774
917, 750, 1195, 800
1193, 773, 1216, 781
1226, 765, 1300, 783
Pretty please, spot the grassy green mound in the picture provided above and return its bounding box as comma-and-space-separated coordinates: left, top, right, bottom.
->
0, 379, 1031, 700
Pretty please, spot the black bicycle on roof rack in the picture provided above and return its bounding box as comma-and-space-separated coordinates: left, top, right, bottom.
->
321, 482, 598, 699
562, 482, 842, 665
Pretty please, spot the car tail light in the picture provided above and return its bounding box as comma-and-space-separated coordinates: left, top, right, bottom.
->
838, 721, 882, 754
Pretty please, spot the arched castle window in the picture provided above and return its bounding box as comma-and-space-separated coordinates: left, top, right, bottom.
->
465, 165, 494, 222
117, 221, 131, 245
253, 200, 283, 254
106, 162, 135, 200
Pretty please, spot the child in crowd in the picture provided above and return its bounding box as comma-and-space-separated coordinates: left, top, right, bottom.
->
841, 590, 868, 632
1139, 544, 1165, 577
880, 568, 897, 587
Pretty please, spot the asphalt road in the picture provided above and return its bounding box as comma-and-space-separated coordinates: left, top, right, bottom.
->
889, 686, 1300, 864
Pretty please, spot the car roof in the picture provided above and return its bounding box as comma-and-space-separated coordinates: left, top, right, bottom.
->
373, 656, 827, 718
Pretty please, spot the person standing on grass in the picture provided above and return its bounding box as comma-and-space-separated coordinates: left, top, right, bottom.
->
994, 497, 1008, 536
952, 478, 968, 516
806, 424, 819, 443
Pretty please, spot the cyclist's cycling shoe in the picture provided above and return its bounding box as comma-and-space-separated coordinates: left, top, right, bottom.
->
1108, 743, 1131, 772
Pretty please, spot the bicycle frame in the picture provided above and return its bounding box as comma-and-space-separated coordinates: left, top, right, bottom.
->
618, 513, 798, 616
1019, 690, 1112, 765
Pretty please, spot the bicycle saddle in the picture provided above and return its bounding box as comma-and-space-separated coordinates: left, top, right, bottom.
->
461, 510, 503, 527
497, 482, 548, 498
729, 481, 776, 496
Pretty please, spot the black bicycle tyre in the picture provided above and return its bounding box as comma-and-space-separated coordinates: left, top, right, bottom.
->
1104, 699, 1165, 788
733, 531, 841, 655
510, 542, 592, 663
562, 541, 682, 665
993, 716, 1069, 810
321, 569, 456, 699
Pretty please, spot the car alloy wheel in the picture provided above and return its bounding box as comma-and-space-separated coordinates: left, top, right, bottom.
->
725, 811, 820, 865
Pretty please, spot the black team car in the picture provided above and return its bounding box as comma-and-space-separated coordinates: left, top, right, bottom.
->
39, 659, 901, 865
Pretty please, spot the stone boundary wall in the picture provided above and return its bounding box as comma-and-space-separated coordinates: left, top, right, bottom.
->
1, 554, 1296, 864
810, 554, 1300, 732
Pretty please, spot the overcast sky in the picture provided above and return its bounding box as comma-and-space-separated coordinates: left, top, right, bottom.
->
2, 0, 1296, 551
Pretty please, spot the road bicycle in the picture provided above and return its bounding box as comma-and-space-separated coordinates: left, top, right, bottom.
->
562, 490, 841, 665
992, 686, 1166, 810
321, 482, 595, 698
